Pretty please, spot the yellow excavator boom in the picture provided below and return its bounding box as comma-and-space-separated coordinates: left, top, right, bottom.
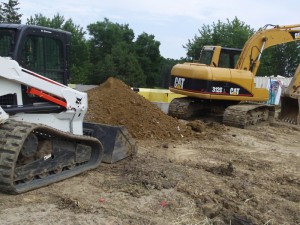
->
236, 24, 300, 75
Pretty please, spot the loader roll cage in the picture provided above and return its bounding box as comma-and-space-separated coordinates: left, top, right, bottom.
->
0, 24, 71, 85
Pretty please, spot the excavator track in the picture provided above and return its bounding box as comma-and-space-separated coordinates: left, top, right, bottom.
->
223, 103, 275, 128
168, 97, 234, 120
0, 120, 103, 194
169, 98, 275, 128
168, 97, 216, 119
168, 98, 196, 119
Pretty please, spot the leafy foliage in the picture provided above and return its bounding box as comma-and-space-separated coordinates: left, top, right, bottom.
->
1, 0, 298, 85
87, 19, 162, 86
0, 0, 22, 23
26, 13, 91, 84
135, 32, 161, 87
184, 17, 254, 60
184, 17, 300, 77
258, 42, 300, 77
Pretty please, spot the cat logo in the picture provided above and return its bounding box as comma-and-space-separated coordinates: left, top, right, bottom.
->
174, 77, 185, 89
230, 88, 240, 95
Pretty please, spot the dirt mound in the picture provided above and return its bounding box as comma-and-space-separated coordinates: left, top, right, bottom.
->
85, 77, 194, 140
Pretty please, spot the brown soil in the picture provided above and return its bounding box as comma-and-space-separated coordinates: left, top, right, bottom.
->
85, 77, 197, 140
0, 77, 299, 225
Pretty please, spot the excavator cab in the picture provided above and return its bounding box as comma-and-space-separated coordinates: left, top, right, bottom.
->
199, 46, 241, 69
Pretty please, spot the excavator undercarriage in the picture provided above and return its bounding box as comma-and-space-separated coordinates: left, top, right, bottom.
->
168, 97, 275, 128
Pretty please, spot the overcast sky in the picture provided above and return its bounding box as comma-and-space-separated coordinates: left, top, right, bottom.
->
19, 0, 299, 59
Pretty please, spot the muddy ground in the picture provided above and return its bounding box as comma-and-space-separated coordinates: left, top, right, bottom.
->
0, 78, 299, 225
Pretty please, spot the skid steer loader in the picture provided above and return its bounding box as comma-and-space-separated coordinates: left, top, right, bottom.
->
279, 64, 300, 124
0, 24, 137, 194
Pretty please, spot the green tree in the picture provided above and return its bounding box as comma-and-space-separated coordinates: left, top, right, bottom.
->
0, 0, 22, 23
184, 17, 254, 60
0, 4, 3, 22
26, 13, 51, 26
87, 18, 147, 86
27, 13, 65, 29
185, 18, 300, 77
87, 18, 134, 63
160, 58, 180, 88
26, 13, 91, 83
258, 42, 300, 77
63, 19, 91, 84
135, 32, 161, 87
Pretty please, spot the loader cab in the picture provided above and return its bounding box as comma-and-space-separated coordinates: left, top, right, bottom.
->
0, 24, 71, 85
199, 46, 241, 69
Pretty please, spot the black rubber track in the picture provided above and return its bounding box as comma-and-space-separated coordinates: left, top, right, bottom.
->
0, 120, 103, 194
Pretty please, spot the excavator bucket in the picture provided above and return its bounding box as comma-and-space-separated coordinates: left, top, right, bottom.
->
83, 122, 137, 163
279, 96, 300, 125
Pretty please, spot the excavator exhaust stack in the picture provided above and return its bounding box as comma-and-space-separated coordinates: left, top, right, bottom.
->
279, 96, 300, 125
83, 122, 137, 163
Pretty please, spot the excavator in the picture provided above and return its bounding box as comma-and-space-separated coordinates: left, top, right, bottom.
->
0, 24, 137, 194
168, 24, 300, 128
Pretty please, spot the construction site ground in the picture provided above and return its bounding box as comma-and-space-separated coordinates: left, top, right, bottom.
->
0, 78, 299, 225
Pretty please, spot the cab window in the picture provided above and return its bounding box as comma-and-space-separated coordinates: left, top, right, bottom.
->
20, 35, 64, 83
0, 29, 15, 57
218, 48, 241, 68
199, 49, 214, 65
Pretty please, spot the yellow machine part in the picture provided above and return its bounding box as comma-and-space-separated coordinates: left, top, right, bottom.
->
137, 88, 184, 103
170, 63, 269, 102
279, 64, 300, 124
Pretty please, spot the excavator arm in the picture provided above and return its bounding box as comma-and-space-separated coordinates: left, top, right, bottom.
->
236, 24, 300, 75
284, 64, 300, 98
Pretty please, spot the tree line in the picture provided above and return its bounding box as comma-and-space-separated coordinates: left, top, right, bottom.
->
1, 1, 299, 88
185, 17, 300, 77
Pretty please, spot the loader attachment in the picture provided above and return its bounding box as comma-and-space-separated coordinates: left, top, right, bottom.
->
279, 96, 300, 125
83, 122, 137, 163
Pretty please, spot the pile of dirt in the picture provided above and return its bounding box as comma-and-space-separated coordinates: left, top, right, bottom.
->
85, 77, 196, 140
